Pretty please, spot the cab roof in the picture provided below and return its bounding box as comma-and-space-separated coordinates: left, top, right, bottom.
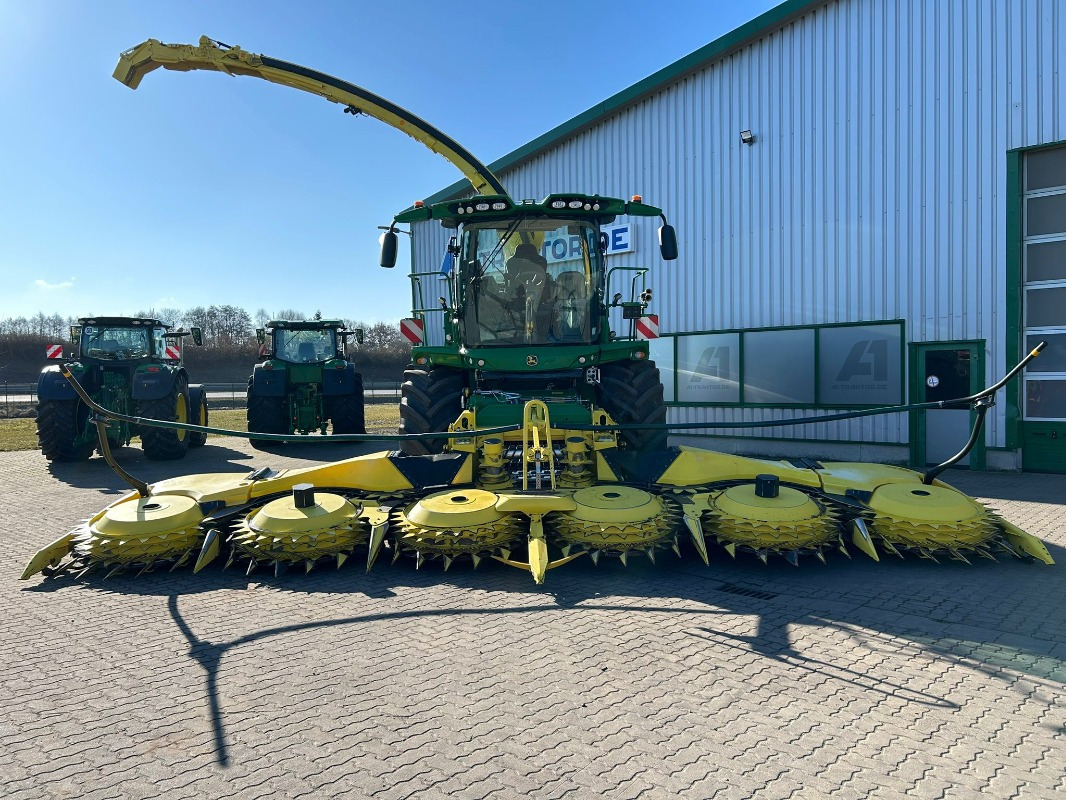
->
266, 319, 344, 330
394, 193, 664, 226
78, 316, 170, 328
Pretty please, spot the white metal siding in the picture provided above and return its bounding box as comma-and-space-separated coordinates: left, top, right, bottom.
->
412, 0, 1066, 447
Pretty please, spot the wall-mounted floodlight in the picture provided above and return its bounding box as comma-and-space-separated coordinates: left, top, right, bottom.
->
740, 130, 755, 145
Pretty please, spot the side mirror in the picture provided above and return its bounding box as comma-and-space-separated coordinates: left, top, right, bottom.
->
380, 229, 398, 268
255, 328, 265, 345
658, 224, 678, 261
190, 326, 204, 347
354, 327, 365, 345
69, 325, 82, 345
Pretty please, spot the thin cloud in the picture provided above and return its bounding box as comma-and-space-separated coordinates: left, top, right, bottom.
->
34, 277, 75, 290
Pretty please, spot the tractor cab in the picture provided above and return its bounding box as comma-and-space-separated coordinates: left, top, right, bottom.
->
271, 326, 339, 364
70, 317, 202, 364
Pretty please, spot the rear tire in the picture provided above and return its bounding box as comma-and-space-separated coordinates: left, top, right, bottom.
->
189, 390, 208, 448
139, 374, 191, 460
247, 378, 288, 442
329, 374, 366, 435
598, 360, 668, 450
398, 366, 463, 455
36, 399, 93, 462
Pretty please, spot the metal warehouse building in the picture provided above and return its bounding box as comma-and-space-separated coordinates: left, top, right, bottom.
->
409, 0, 1066, 473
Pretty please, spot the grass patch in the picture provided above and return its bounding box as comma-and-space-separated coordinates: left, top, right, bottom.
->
0, 404, 402, 452
0, 418, 38, 452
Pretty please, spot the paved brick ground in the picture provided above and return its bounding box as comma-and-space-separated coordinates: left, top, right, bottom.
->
2, 440, 1064, 799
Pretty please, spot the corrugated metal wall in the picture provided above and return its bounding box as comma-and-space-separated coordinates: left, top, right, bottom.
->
412, 0, 1066, 447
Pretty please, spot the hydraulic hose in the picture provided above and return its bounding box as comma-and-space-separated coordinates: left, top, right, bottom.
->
58, 367, 521, 444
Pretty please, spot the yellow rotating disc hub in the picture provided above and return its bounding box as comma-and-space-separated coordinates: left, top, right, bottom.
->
546, 486, 681, 562
866, 483, 999, 558
704, 482, 842, 558
232, 492, 367, 568
72, 494, 206, 573
391, 489, 523, 567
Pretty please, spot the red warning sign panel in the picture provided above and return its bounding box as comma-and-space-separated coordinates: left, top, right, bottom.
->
45, 344, 63, 359
400, 318, 425, 345
164, 344, 181, 360
635, 315, 659, 340
258, 343, 267, 357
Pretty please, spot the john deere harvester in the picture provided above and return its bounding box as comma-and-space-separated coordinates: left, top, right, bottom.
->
19, 36, 1054, 584
36, 317, 207, 461
247, 320, 365, 437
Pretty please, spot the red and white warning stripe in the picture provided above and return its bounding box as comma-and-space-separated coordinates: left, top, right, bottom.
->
164, 344, 181, 360
258, 343, 267, 357
45, 344, 63, 359
635, 315, 659, 340
400, 318, 425, 345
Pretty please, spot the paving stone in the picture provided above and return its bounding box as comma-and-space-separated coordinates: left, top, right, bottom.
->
2, 446, 1064, 800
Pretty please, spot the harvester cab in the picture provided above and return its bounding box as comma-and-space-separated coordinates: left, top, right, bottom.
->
247, 320, 366, 437
37, 317, 207, 461
382, 195, 678, 457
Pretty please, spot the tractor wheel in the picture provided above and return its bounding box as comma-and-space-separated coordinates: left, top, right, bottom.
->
189, 389, 208, 448
139, 374, 191, 460
36, 399, 93, 462
398, 366, 463, 455
598, 359, 668, 450
247, 378, 288, 442
329, 374, 366, 435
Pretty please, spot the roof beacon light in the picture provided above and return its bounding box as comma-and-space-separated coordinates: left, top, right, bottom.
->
631, 195, 642, 203
413, 200, 425, 208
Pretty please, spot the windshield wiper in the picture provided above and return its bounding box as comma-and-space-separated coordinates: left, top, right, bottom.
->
478, 215, 525, 279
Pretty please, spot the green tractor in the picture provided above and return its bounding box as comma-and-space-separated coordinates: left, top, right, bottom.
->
380, 193, 678, 455
247, 319, 366, 437
36, 317, 207, 461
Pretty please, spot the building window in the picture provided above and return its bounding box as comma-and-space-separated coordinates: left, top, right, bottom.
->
656, 320, 904, 409
1023, 147, 1066, 421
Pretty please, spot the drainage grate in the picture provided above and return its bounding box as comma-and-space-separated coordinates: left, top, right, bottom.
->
715, 582, 779, 600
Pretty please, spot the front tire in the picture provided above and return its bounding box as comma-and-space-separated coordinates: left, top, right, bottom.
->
36, 399, 93, 462
598, 360, 668, 450
398, 366, 463, 455
139, 374, 191, 460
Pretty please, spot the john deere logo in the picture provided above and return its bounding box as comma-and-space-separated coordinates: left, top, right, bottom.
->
526, 355, 538, 366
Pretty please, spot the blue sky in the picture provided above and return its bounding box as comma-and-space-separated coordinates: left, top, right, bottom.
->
0, 0, 778, 325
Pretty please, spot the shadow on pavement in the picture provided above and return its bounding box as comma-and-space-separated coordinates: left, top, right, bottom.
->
25, 541, 1061, 768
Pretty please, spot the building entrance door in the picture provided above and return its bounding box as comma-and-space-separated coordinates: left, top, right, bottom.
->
909, 341, 985, 469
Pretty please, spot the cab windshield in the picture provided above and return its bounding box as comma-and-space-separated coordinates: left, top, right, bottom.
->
273, 328, 337, 363
461, 218, 602, 346
81, 326, 152, 360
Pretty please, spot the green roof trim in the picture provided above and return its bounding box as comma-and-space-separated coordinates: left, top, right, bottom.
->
422, 0, 820, 206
